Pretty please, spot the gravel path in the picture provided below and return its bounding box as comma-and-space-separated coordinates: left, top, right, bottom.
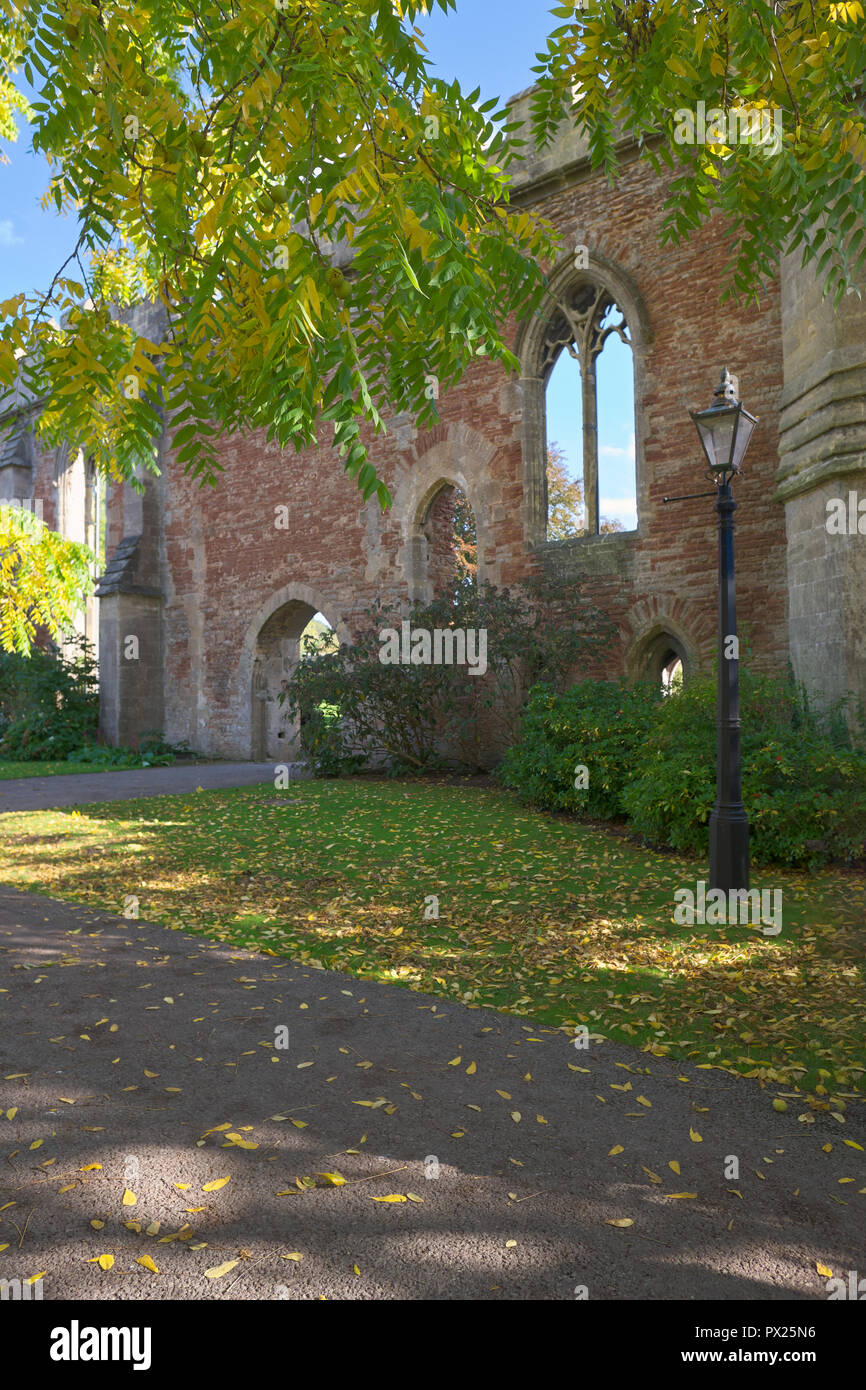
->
0, 884, 861, 1301
0, 763, 308, 813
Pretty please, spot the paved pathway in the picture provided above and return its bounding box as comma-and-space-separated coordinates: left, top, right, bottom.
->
0, 884, 861, 1301
0, 762, 309, 813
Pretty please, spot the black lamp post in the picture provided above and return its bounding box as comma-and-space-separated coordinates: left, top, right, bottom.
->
664, 368, 757, 892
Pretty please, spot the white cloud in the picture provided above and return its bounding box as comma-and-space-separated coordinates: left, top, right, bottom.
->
599, 432, 636, 463
0, 220, 23, 247
600, 497, 637, 527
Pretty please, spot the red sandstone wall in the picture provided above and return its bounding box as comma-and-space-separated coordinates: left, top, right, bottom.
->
103, 150, 788, 756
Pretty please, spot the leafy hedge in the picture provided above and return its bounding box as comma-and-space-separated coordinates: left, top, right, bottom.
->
500, 672, 866, 868
0, 637, 98, 760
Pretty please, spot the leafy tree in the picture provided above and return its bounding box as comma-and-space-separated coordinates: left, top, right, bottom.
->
546, 441, 624, 538
533, 1, 866, 303
0, 502, 93, 653
0, 0, 552, 495
283, 573, 616, 774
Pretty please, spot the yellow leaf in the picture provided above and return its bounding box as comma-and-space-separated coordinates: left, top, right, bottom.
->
5, 1108, 17, 1119
143, 1070, 159, 1078
204, 1260, 239, 1279
25, 1272, 46, 1285
122, 1189, 137, 1206
689, 1128, 702, 1142
174, 1183, 191, 1190
317, 1172, 346, 1187
496, 1090, 511, 1100
665, 1192, 698, 1199
90, 1219, 104, 1230
29, 1139, 43, 1150
146, 1221, 160, 1236
636, 1096, 651, 1107
353, 1264, 361, 1275
536, 1115, 548, 1125
88, 1254, 114, 1270
370, 1194, 406, 1202
609, 1145, 624, 1156
281, 1252, 304, 1261
226, 1133, 258, 1149
505, 1239, 517, 1248
510, 1111, 521, 1123
642, 1167, 663, 1185
202, 1177, 231, 1192
406, 1193, 424, 1203
816, 1262, 833, 1277
124, 1221, 141, 1232
136, 1255, 160, 1273
669, 1161, 680, 1174
466, 1062, 476, 1074
448, 1057, 461, 1066
606, 1219, 634, 1228
844, 1140, 864, 1151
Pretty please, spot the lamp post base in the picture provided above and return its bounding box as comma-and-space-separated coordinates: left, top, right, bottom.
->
709, 810, 750, 892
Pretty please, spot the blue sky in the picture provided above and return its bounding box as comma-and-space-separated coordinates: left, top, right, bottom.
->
0, 0, 635, 528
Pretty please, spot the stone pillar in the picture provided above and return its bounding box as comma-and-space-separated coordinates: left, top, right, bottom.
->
776, 252, 866, 714
96, 301, 168, 748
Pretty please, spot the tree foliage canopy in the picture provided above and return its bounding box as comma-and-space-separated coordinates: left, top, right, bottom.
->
532, 0, 866, 303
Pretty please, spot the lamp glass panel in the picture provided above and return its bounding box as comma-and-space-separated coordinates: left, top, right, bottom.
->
696, 413, 736, 470
730, 412, 757, 471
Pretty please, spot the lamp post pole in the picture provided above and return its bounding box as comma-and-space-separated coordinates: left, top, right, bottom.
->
664, 368, 757, 894
710, 478, 749, 892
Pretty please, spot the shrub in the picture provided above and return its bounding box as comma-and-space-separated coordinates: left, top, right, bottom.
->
282, 575, 615, 777
0, 637, 98, 759
502, 671, 866, 868
498, 679, 663, 818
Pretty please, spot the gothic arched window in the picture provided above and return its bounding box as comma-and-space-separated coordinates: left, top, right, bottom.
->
542, 282, 635, 537
516, 254, 649, 550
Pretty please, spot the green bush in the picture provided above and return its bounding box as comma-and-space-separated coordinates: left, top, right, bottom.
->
0, 637, 98, 760
623, 673, 866, 866
498, 680, 663, 818
501, 672, 866, 868
65, 731, 192, 769
282, 575, 615, 777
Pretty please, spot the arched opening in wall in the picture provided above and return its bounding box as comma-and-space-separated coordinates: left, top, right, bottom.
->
251, 600, 340, 762
421, 483, 477, 608
633, 629, 690, 693
661, 650, 684, 695
543, 283, 637, 538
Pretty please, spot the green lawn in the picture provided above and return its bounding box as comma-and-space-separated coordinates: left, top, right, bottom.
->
0, 759, 114, 779
2, 778, 864, 1102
